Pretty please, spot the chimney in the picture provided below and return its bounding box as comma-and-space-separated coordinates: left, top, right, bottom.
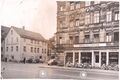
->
22, 26, 25, 30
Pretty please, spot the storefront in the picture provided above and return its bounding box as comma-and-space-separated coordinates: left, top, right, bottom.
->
64, 50, 119, 67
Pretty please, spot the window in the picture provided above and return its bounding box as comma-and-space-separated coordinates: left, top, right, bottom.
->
6, 47, 8, 52
94, 52, 99, 63
11, 46, 13, 52
106, 11, 112, 22
69, 36, 73, 44
16, 37, 18, 42
109, 52, 118, 64
42, 49, 43, 53
1, 47, 3, 52
85, 14, 90, 24
16, 46, 18, 51
76, 2, 80, 9
31, 47, 33, 52
115, 12, 119, 21
90, 13, 94, 24
75, 19, 79, 26
84, 35, 90, 43
60, 21, 65, 28
70, 2, 74, 10
31, 40, 33, 43
70, 21, 74, 27
11, 37, 13, 43
11, 30, 13, 35
74, 36, 79, 44
34, 48, 36, 53
60, 6, 63, 11
85, 1, 90, 6
94, 12, 99, 23
37, 48, 39, 53
45, 49, 46, 53
114, 32, 119, 42
106, 33, 112, 42
23, 46, 26, 52
94, 34, 99, 42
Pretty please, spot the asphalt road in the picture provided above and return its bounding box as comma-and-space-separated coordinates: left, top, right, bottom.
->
1, 62, 119, 80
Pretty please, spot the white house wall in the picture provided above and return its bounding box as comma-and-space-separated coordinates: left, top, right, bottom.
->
5, 27, 21, 61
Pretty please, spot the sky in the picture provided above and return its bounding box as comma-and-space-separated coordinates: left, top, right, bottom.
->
0, 0, 57, 39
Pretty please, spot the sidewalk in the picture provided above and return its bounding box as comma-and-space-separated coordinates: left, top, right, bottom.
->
39, 63, 119, 74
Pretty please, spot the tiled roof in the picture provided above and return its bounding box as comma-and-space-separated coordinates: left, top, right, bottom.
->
12, 26, 46, 42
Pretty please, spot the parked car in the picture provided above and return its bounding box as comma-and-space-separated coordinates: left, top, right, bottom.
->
48, 59, 58, 65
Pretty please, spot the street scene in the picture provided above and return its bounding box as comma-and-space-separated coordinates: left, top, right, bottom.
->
1, 62, 118, 80
1, 0, 119, 80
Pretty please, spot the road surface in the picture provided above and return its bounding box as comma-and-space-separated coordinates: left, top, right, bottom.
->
1, 62, 119, 80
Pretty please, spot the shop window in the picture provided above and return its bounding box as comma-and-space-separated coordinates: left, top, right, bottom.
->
66, 52, 73, 63
75, 52, 79, 63
101, 52, 106, 65
94, 52, 99, 63
81, 52, 92, 64
109, 52, 119, 64
114, 32, 119, 42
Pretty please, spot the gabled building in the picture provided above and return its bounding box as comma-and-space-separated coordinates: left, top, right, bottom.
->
4, 26, 47, 62
1, 26, 10, 60
56, 1, 119, 67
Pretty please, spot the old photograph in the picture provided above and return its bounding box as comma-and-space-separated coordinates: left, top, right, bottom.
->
1, 0, 119, 80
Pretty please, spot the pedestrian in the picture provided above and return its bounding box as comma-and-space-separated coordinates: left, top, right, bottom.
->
23, 57, 26, 64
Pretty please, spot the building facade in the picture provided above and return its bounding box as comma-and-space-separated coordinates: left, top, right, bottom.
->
56, 1, 119, 67
4, 26, 47, 62
1, 26, 10, 60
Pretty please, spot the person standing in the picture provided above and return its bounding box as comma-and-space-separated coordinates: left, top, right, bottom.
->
23, 57, 26, 64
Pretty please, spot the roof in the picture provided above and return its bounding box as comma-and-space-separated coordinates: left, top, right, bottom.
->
1, 26, 10, 42
12, 26, 46, 42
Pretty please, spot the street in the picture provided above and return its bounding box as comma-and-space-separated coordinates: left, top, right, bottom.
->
1, 62, 119, 80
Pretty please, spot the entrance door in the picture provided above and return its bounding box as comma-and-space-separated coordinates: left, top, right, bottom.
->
101, 52, 106, 66
94, 52, 99, 67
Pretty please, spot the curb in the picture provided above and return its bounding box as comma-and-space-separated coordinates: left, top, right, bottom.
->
39, 65, 119, 74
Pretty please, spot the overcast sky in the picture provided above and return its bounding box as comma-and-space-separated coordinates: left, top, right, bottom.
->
0, 0, 57, 39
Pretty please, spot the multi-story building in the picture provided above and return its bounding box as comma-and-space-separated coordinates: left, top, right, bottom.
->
4, 26, 47, 62
1, 26, 10, 60
56, 1, 119, 67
